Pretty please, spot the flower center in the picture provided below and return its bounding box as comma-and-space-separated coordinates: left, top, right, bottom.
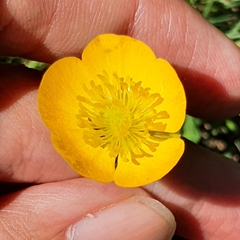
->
104, 106, 131, 138
76, 71, 172, 165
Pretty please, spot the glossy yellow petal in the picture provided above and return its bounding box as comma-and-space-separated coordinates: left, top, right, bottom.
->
51, 129, 115, 182
143, 59, 186, 133
82, 34, 156, 84
38, 57, 115, 182
38, 57, 86, 130
114, 138, 184, 187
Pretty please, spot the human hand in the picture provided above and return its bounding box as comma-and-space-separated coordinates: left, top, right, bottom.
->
1, 0, 240, 239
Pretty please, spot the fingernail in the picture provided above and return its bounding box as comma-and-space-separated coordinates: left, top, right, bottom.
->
66, 195, 176, 240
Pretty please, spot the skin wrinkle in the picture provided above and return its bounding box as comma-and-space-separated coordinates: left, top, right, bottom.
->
213, 63, 221, 82
21, 134, 50, 183
165, 6, 172, 40
23, 193, 62, 211
183, 15, 199, 71
16, 220, 31, 239
164, 11, 173, 60
38, 0, 63, 55
116, 2, 138, 42
87, 1, 99, 34
116, 0, 138, 36
183, 14, 189, 50
0, 221, 17, 240
88, 1, 114, 36
232, 212, 240, 236
43, 0, 60, 49
147, 181, 196, 212
165, 34, 174, 61
12, 94, 39, 181
205, 36, 211, 73
71, 1, 87, 46
215, 40, 240, 90
159, 2, 182, 60
206, 208, 231, 239
4, 193, 69, 239
0, 110, 17, 177
1, 119, 23, 181
194, 199, 211, 227
45, 2, 66, 56
0, 208, 31, 239
129, 0, 148, 38
174, 16, 186, 62
44, 1, 73, 53
187, 31, 199, 70
108, 0, 131, 35
58, 1, 82, 51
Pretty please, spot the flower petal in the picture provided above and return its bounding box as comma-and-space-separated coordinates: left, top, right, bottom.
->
143, 59, 186, 133
38, 57, 86, 130
38, 57, 115, 182
114, 138, 184, 187
82, 34, 156, 82
51, 130, 115, 182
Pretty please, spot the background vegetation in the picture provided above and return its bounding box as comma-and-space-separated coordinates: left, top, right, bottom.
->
1, 0, 240, 163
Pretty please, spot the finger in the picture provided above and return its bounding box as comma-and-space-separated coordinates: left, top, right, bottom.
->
144, 140, 240, 240
0, 64, 79, 182
1, 0, 240, 119
0, 179, 176, 240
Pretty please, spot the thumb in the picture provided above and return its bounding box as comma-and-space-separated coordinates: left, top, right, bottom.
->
0, 179, 176, 240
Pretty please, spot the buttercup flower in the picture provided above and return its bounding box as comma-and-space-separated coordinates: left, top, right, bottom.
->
38, 34, 186, 187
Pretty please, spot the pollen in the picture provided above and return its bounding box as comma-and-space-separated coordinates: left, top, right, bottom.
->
76, 70, 173, 165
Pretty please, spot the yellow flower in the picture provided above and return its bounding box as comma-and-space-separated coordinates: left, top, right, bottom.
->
38, 34, 186, 187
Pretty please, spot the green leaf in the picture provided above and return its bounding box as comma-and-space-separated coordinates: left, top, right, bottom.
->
182, 116, 202, 143
225, 120, 238, 132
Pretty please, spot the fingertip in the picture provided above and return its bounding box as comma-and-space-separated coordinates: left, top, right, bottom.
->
66, 195, 176, 240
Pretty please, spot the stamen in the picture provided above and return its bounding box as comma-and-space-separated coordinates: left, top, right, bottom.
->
76, 71, 179, 165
